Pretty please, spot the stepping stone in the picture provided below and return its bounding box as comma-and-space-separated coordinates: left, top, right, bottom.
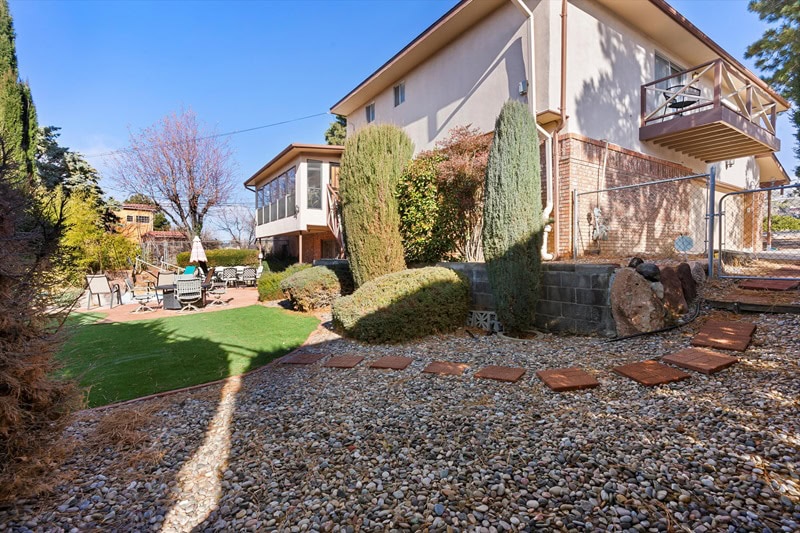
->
613, 360, 690, 386
662, 347, 738, 375
536, 367, 599, 392
738, 279, 799, 291
281, 353, 326, 365
691, 320, 756, 352
369, 356, 414, 370
323, 355, 364, 369
423, 361, 469, 376
474, 365, 526, 383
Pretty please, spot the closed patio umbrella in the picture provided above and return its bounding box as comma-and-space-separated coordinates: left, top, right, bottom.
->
189, 236, 208, 274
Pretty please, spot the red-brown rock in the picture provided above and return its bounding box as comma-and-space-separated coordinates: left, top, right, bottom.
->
610, 268, 666, 337
660, 266, 688, 318
677, 262, 697, 303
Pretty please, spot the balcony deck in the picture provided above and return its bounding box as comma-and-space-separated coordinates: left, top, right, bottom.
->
640, 59, 782, 163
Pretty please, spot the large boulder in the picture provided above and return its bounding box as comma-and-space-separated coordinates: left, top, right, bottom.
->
636, 262, 661, 282
628, 257, 644, 268
690, 262, 707, 285
677, 262, 697, 303
660, 266, 688, 318
611, 268, 667, 337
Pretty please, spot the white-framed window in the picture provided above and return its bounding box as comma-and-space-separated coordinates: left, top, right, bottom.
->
365, 103, 375, 123
307, 160, 322, 209
393, 82, 405, 107
655, 53, 685, 86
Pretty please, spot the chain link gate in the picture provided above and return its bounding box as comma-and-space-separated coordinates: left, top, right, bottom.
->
717, 183, 800, 280
573, 173, 711, 260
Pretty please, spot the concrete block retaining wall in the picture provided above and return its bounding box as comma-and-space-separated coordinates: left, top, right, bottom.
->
440, 262, 617, 337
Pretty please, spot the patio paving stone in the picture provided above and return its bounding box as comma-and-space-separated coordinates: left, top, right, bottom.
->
613, 360, 690, 386
535, 367, 599, 392
691, 320, 756, 352
738, 279, 799, 291
368, 356, 414, 370
474, 365, 526, 383
662, 347, 738, 374
422, 361, 469, 376
323, 355, 365, 369
280, 353, 327, 365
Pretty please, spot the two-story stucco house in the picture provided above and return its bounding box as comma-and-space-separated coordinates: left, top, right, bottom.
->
330, 0, 791, 258
245, 144, 344, 263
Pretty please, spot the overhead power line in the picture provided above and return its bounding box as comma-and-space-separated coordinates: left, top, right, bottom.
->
84, 111, 331, 159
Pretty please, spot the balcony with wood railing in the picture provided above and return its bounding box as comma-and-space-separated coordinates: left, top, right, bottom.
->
640, 58, 781, 163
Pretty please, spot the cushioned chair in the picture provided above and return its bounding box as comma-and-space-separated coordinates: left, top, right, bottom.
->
155, 271, 177, 305
124, 277, 156, 313
175, 275, 202, 312
86, 274, 121, 309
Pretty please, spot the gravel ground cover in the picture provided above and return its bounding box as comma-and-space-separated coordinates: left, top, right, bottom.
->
1, 309, 798, 532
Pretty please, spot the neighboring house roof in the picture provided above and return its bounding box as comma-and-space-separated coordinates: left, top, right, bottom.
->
121, 203, 158, 212
143, 230, 187, 240
244, 143, 344, 188
756, 154, 791, 186
330, 0, 790, 116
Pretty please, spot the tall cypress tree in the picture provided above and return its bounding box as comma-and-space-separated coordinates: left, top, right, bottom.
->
0, 0, 36, 178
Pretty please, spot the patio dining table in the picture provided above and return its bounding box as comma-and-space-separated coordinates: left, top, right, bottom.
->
156, 281, 213, 310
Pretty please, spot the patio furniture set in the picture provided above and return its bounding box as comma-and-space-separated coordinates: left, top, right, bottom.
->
85, 265, 259, 314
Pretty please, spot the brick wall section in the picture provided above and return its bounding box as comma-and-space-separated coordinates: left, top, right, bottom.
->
555, 134, 698, 258
440, 261, 617, 337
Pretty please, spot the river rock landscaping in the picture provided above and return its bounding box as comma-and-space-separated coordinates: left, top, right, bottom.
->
0, 309, 798, 532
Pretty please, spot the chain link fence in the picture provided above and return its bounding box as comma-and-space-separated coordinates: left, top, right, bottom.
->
574, 174, 710, 260
718, 184, 800, 279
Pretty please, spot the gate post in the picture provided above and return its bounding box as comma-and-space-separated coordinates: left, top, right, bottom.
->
707, 165, 717, 278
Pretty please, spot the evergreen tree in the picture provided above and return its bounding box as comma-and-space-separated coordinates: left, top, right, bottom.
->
0, 0, 36, 178
339, 124, 413, 287
746, 0, 800, 179
324, 114, 347, 145
482, 100, 543, 334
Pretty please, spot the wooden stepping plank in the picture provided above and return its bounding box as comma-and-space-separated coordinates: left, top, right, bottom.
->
474, 365, 526, 383
536, 367, 599, 392
423, 361, 469, 376
691, 332, 752, 352
613, 360, 690, 386
281, 353, 326, 365
369, 356, 414, 370
323, 355, 364, 369
738, 279, 799, 291
700, 320, 757, 337
662, 347, 738, 375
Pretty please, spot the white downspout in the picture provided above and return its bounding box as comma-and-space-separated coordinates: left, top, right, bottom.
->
511, 0, 554, 260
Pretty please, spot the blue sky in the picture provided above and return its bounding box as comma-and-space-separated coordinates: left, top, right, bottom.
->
10, 0, 797, 208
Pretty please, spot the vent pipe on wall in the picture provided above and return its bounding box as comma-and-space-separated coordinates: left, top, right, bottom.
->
510, 0, 554, 260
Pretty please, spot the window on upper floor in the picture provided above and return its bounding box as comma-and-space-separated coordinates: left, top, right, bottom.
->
307, 160, 323, 209
655, 53, 685, 87
135, 215, 150, 223
365, 103, 375, 123
126, 215, 134, 222
393, 83, 405, 107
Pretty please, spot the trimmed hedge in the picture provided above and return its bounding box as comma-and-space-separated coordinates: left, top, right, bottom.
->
257, 263, 311, 301
332, 266, 469, 343
482, 100, 543, 334
280, 264, 354, 312
340, 124, 413, 287
177, 248, 258, 268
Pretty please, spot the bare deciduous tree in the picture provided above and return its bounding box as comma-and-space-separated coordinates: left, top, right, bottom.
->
214, 205, 255, 248
113, 108, 235, 239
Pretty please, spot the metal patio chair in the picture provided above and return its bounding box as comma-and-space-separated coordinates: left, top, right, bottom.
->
123, 277, 157, 313
241, 267, 257, 287
175, 275, 203, 312
85, 274, 122, 309
221, 267, 238, 287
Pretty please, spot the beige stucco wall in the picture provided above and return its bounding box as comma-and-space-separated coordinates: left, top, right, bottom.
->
347, 1, 550, 152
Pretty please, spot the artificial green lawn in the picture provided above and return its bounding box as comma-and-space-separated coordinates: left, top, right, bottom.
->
58, 305, 319, 407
